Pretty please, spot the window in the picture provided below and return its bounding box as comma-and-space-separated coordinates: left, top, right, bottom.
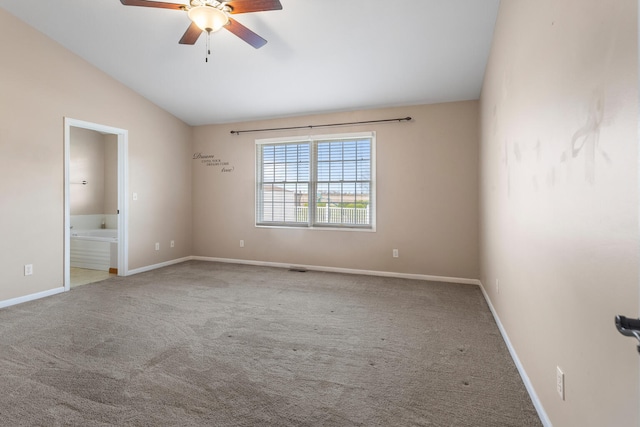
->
256, 132, 375, 230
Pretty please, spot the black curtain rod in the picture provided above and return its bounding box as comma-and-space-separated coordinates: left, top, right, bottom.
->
230, 116, 412, 135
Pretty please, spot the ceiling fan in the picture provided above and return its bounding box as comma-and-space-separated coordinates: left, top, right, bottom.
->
120, 0, 282, 49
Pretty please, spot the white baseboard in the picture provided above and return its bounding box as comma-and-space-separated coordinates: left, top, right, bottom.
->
0, 287, 65, 310
478, 282, 551, 427
127, 256, 194, 276
192, 256, 481, 286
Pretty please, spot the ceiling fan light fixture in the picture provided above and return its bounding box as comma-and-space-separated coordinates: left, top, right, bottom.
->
188, 5, 229, 33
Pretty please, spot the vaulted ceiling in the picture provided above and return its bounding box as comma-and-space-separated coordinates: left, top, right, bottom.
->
0, 0, 500, 126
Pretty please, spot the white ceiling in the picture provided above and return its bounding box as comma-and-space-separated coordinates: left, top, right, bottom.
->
0, 0, 500, 126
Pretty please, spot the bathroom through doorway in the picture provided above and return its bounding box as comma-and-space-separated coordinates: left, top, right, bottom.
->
63, 118, 129, 290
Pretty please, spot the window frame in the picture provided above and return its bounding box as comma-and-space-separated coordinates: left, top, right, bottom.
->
255, 131, 376, 231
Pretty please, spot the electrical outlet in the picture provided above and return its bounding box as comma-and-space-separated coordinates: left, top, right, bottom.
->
496, 279, 500, 294
133, 192, 138, 201
170, 240, 175, 248
392, 249, 399, 258
556, 366, 565, 400
24, 264, 33, 276
240, 240, 244, 248
155, 242, 160, 251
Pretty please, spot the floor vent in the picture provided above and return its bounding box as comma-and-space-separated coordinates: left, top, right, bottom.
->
289, 267, 308, 273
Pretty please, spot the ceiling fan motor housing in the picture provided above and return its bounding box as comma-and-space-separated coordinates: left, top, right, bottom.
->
188, 5, 229, 32
189, 0, 232, 12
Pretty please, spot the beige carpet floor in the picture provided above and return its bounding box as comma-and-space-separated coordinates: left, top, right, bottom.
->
0, 261, 541, 426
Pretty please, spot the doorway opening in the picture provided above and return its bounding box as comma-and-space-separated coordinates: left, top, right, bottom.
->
64, 118, 128, 291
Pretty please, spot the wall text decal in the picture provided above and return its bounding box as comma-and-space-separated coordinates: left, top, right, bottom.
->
193, 153, 234, 173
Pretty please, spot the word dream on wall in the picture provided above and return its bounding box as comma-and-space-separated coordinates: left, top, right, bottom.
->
192, 153, 234, 173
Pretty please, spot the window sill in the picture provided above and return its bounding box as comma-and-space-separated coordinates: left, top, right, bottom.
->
255, 224, 376, 232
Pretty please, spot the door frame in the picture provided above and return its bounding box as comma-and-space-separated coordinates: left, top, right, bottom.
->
63, 118, 129, 290
637, 1, 640, 420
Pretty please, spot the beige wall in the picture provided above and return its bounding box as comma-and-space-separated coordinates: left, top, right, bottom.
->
70, 127, 106, 215
69, 127, 118, 216
479, 1, 638, 426
104, 134, 118, 215
0, 9, 193, 301
192, 102, 479, 280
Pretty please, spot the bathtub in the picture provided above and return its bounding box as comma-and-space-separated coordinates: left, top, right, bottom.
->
70, 229, 118, 271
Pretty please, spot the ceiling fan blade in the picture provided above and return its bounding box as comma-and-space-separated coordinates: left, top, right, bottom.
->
179, 22, 203, 44
226, 0, 282, 14
224, 18, 268, 49
120, 0, 185, 10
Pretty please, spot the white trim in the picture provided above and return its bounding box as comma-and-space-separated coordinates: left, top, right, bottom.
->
256, 135, 312, 145
64, 118, 129, 291
637, 2, 640, 419
255, 131, 375, 145
127, 257, 194, 276
191, 256, 481, 285
90, 255, 481, 286
316, 131, 376, 142
478, 281, 552, 427
254, 224, 376, 233
117, 130, 130, 276
0, 287, 65, 310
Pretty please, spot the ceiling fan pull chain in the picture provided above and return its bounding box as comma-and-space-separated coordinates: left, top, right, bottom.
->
205, 30, 211, 62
